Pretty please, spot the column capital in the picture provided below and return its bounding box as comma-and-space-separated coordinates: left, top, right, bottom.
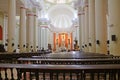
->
20, 6, 27, 9
27, 14, 34, 16
78, 12, 85, 15
27, 10, 37, 16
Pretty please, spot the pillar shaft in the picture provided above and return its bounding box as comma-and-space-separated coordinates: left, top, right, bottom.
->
108, 0, 120, 55
34, 15, 38, 52
84, 4, 89, 52
27, 13, 34, 52
95, 0, 107, 54
8, 0, 16, 52
81, 11, 85, 51
88, 0, 96, 52
19, 7, 26, 52
78, 10, 82, 50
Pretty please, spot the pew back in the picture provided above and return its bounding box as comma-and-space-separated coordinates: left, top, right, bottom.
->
0, 64, 120, 80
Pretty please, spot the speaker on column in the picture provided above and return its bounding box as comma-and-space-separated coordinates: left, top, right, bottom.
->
12, 43, 14, 47
107, 40, 110, 44
85, 44, 87, 47
36, 46, 38, 48
96, 40, 100, 44
18, 45, 20, 47
111, 35, 116, 41
82, 46, 84, 48
23, 45, 25, 47
89, 43, 92, 46
5, 43, 8, 46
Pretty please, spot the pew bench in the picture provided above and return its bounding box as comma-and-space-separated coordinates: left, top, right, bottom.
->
31, 51, 114, 59
18, 58, 120, 65
0, 52, 51, 63
0, 64, 120, 80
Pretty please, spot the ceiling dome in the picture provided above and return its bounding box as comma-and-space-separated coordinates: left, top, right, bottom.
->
47, 4, 77, 32
46, 0, 73, 4
52, 14, 72, 28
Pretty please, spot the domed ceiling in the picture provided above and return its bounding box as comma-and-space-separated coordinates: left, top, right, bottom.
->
45, 0, 73, 4
47, 4, 78, 32
39, 0, 78, 32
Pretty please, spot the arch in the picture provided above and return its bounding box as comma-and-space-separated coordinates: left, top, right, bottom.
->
0, 25, 3, 40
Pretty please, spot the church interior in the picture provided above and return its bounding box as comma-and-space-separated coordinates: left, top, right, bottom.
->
0, 0, 120, 80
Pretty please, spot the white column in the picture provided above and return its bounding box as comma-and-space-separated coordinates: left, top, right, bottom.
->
27, 12, 34, 52
44, 28, 47, 49
95, 0, 107, 54
4, 15, 8, 51
88, 0, 96, 53
26, 13, 29, 52
108, 0, 120, 56
36, 15, 39, 51
33, 14, 38, 52
19, 7, 26, 52
40, 27, 42, 49
78, 8, 82, 50
41, 27, 44, 49
84, 2, 89, 52
37, 27, 39, 50
45, 28, 48, 49
38, 27, 41, 50
81, 10, 85, 51
8, 0, 16, 52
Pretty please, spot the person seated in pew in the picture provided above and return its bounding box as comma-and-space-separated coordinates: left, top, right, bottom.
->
41, 47, 45, 52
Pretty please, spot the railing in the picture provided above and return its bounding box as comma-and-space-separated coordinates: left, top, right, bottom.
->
0, 64, 120, 80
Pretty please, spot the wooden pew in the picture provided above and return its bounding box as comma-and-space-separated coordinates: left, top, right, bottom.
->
32, 51, 113, 59
18, 58, 120, 64
0, 64, 120, 80
17, 51, 116, 65
0, 52, 51, 63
